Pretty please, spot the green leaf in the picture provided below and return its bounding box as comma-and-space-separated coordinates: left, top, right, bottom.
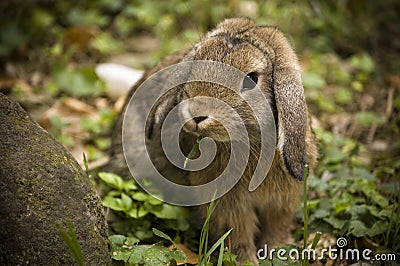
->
259, 260, 273, 266
323, 216, 347, 230
335, 87, 353, 104
307, 199, 319, 209
98, 172, 124, 190
323, 148, 347, 164
108, 234, 126, 246
123, 180, 138, 191
52, 67, 105, 97
0, 22, 27, 57
351, 80, 363, 91
150, 204, 187, 219
222, 249, 237, 266
147, 195, 163, 205
352, 168, 377, 181
111, 249, 131, 262
318, 198, 333, 211
365, 205, 381, 217
349, 205, 368, 218
92, 32, 124, 54
355, 111, 385, 126
109, 237, 132, 262
378, 208, 394, 218
369, 190, 389, 208
143, 243, 173, 265
107, 190, 122, 197
67, 8, 109, 27
109, 235, 140, 262
350, 53, 374, 73
120, 193, 132, 211
125, 236, 140, 246
169, 249, 186, 262
102, 195, 124, 211
308, 177, 330, 192
80, 116, 101, 134
131, 191, 150, 201
128, 205, 148, 218
313, 208, 330, 219
333, 196, 351, 214
152, 228, 174, 245
135, 228, 154, 240
108, 235, 139, 262
302, 72, 326, 89
271, 258, 291, 266
318, 96, 336, 113
33, 8, 54, 28
166, 217, 190, 232
368, 220, 389, 237
349, 220, 368, 237
128, 245, 147, 264
85, 145, 104, 161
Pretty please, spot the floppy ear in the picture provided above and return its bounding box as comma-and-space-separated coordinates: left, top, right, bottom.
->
141, 52, 191, 140
254, 27, 308, 181
145, 89, 179, 140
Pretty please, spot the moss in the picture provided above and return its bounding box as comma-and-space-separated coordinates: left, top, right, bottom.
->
0, 93, 111, 265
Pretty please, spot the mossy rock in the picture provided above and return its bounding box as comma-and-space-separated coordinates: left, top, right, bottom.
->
0, 93, 110, 265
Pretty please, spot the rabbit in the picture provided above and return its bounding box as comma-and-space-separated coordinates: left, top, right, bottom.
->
108, 18, 318, 265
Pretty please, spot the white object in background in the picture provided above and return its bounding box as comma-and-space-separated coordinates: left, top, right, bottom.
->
95, 63, 143, 99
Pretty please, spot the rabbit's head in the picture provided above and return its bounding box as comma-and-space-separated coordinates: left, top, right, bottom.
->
153, 18, 309, 181
178, 20, 275, 143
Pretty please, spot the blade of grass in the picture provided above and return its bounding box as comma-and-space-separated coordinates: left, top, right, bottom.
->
302, 164, 310, 266
217, 238, 225, 266
310, 232, 322, 250
205, 229, 232, 259
184, 135, 203, 169
198, 199, 215, 264
354, 239, 362, 266
58, 220, 84, 266
198, 192, 221, 266
82, 152, 89, 177
384, 202, 395, 248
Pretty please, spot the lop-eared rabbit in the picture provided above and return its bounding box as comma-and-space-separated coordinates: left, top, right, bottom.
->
108, 18, 318, 264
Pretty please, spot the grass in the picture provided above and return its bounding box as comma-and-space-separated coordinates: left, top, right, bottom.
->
302, 164, 310, 252
197, 194, 234, 266
102, 127, 399, 265
58, 220, 84, 266
3, 1, 398, 265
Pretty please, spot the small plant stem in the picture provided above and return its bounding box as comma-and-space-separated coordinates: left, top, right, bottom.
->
184, 135, 203, 169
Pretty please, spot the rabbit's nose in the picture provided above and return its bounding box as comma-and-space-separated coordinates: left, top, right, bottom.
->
192, 116, 208, 124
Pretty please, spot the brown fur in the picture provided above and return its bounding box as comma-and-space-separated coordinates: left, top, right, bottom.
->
108, 18, 318, 265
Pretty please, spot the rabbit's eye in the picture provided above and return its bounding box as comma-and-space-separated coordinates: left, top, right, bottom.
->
242, 72, 258, 91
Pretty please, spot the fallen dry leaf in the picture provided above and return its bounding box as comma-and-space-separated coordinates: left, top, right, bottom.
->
64, 25, 98, 52
0, 77, 18, 93
62, 97, 98, 117
169, 243, 198, 265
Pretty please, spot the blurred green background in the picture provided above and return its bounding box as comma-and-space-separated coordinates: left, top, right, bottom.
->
0, 0, 399, 264
1, 0, 399, 71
